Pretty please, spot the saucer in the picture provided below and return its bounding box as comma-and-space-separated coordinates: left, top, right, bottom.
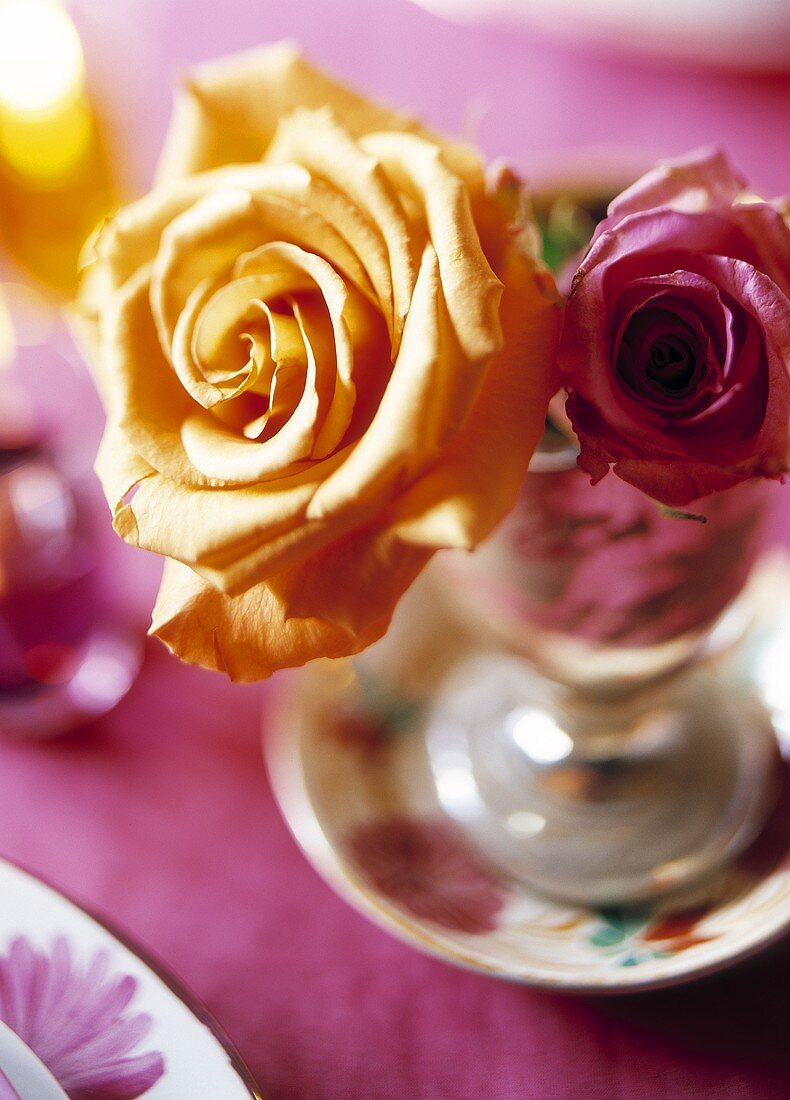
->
266, 570, 790, 994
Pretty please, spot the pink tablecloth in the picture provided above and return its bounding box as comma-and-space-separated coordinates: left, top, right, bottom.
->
2, 1, 789, 1096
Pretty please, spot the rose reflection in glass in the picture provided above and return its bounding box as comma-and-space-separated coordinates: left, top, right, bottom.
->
446, 438, 772, 686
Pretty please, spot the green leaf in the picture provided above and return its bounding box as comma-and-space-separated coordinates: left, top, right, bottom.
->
655, 502, 708, 524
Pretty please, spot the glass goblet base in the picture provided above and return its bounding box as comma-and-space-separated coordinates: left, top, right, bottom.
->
426, 638, 781, 907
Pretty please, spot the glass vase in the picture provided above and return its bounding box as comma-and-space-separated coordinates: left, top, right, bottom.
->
425, 436, 783, 906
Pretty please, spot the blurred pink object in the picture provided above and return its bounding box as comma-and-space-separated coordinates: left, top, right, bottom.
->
410, 0, 790, 71
0, 358, 141, 737
72, 0, 790, 206
0, 447, 98, 694
0, 385, 38, 454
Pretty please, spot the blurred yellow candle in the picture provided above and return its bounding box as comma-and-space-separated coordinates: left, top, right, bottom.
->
0, 0, 83, 112
0, 0, 90, 182
0, 0, 115, 295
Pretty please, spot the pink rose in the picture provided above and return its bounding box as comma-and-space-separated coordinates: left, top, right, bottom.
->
557, 148, 790, 507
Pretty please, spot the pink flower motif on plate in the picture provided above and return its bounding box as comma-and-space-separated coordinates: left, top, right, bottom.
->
347, 817, 505, 934
0, 937, 165, 1099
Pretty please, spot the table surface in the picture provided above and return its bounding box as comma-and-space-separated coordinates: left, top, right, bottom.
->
2, 1, 790, 1096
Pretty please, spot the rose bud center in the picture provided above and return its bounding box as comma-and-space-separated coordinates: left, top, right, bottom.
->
616, 305, 707, 407
645, 336, 696, 392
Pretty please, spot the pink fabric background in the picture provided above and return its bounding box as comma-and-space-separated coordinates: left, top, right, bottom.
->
1, 1, 789, 1096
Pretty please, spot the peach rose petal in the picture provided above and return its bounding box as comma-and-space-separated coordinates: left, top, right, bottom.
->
393, 247, 561, 548
114, 469, 362, 597
235, 182, 379, 305
243, 174, 398, 322
111, 470, 317, 579
151, 186, 266, 353
169, 275, 271, 409
235, 240, 361, 455
269, 524, 434, 637
192, 274, 307, 388
157, 43, 485, 197
94, 422, 155, 523
105, 265, 212, 487
306, 244, 449, 521
82, 173, 220, 311
234, 251, 388, 441
182, 340, 319, 481
365, 129, 508, 435
362, 131, 503, 364
190, 501, 349, 594
81, 162, 293, 331
149, 165, 378, 350
109, 263, 314, 492
291, 297, 344, 458
151, 558, 387, 681
266, 108, 420, 349
174, 245, 380, 485
306, 162, 507, 525
156, 43, 424, 183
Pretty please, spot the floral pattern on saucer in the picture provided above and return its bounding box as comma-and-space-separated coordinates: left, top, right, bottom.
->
326, 671, 424, 759
347, 817, 504, 933
587, 907, 718, 968
0, 937, 164, 1099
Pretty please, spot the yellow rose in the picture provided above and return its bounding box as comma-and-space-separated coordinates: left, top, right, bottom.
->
77, 43, 560, 681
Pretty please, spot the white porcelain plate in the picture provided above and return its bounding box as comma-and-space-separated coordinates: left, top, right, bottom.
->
0, 859, 262, 1099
